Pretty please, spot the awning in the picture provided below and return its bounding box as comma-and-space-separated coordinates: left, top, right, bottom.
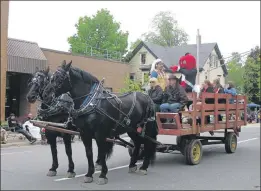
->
7, 38, 47, 74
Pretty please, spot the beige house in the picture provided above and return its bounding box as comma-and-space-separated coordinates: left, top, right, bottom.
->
128, 41, 228, 86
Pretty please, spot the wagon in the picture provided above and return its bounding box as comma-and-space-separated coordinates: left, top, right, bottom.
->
31, 92, 247, 166
127, 92, 247, 165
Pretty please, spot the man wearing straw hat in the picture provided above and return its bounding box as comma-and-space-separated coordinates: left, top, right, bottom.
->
148, 77, 163, 112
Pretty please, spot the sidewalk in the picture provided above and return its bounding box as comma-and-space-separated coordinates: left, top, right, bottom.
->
242, 122, 260, 128
1, 133, 129, 148
1, 132, 42, 148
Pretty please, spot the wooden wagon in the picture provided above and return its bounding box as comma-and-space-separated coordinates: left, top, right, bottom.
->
128, 92, 247, 165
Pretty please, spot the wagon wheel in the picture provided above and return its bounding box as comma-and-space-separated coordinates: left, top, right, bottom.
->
184, 139, 203, 165
128, 140, 144, 160
176, 136, 187, 155
225, 132, 237, 153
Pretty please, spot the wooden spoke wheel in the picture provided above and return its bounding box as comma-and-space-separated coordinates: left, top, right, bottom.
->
128, 140, 144, 160
225, 132, 237, 153
184, 139, 203, 165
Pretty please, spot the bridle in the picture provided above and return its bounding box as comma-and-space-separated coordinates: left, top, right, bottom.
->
28, 72, 50, 101
50, 68, 72, 92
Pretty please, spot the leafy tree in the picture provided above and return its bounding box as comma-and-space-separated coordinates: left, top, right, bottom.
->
243, 46, 260, 104
130, 38, 142, 51
119, 76, 143, 93
231, 52, 243, 65
68, 9, 129, 59
226, 52, 245, 93
142, 11, 189, 47
123, 38, 142, 62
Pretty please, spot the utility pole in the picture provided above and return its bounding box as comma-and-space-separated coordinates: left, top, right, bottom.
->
196, 29, 201, 85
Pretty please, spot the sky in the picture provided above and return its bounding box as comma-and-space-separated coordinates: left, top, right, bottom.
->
8, 1, 260, 58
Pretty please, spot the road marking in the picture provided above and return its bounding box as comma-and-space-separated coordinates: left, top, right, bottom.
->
238, 137, 258, 143
54, 162, 143, 182
204, 137, 259, 151
1, 151, 32, 156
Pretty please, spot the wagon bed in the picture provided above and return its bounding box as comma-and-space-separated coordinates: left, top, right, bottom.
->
127, 92, 247, 165
156, 92, 247, 136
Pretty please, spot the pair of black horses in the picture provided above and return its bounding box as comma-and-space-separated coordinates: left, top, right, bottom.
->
26, 60, 158, 185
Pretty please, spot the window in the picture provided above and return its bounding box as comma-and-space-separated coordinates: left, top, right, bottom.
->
129, 73, 135, 81
209, 56, 213, 67
214, 56, 218, 67
210, 55, 218, 68
205, 76, 208, 80
141, 53, 146, 64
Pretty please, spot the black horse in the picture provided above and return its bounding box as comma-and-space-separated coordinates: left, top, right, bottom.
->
26, 67, 102, 178
42, 60, 158, 185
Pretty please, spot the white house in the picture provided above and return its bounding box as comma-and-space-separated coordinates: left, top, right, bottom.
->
128, 41, 228, 86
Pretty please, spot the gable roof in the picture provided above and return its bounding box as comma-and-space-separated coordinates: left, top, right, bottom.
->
130, 41, 227, 75
7, 38, 47, 60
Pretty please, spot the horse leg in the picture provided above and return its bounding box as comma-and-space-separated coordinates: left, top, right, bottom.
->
128, 136, 141, 173
63, 135, 76, 178
94, 139, 102, 171
139, 136, 157, 175
81, 133, 95, 183
95, 140, 109, 185
46, 133, 58, 176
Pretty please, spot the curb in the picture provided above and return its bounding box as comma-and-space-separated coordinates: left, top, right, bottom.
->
1, 134, 130, 149
243, 123, 260, 128
1, 141, 42, 148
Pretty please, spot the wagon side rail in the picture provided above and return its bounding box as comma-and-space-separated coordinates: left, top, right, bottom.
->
156, 92, 247, 136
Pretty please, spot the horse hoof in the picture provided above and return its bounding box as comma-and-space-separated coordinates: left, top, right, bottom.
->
47, 170, 57, 177
128, 166, 137, 173
96, 178, 108, 185
83, 176, 93, 183
95, 164, 102, 171
137, 169, 147, 175
67, 172, 76, 178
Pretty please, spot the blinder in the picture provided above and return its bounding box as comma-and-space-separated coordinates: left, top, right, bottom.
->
51, 68, 72, 91
28, 72, 49, 97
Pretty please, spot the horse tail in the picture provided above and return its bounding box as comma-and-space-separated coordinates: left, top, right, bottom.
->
105, 141, 114, 160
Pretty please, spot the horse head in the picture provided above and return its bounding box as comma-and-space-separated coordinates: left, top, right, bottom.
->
26, 66, 50, 103
43, 60, 99, 107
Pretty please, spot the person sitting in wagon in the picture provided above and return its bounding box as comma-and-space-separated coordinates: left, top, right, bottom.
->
148, 77, 163, 112
224, 81, 237, 104
150, 59, 168, 90
160, 74, 188, 115
213, 78, 226, 121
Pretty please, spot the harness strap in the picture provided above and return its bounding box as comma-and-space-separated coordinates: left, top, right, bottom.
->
123, 92, 136, 125
80, 83, 98, 107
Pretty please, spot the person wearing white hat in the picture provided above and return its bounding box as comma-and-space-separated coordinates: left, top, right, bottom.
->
148, 77, 163, 112
150, 59, 168, 90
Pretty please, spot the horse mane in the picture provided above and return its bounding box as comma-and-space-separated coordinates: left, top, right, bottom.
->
70, 67, 100, 84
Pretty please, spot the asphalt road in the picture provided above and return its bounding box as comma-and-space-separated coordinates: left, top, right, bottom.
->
1, 125, 260, 190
